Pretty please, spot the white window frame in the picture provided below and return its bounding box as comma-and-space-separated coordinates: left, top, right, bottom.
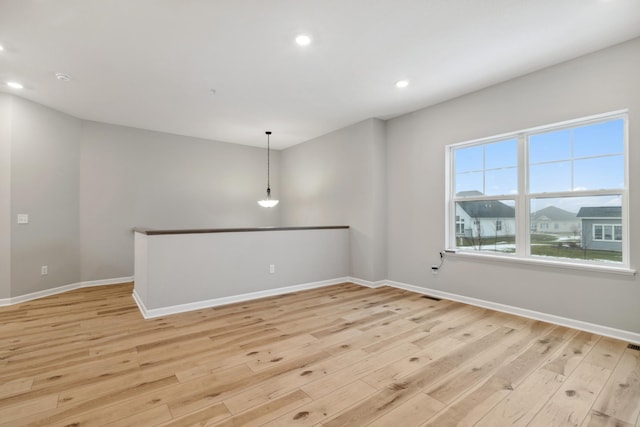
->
445, 110, 632, 274
592, 224, 622, 242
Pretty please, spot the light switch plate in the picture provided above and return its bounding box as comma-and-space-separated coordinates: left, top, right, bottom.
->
17, 214, 29, 224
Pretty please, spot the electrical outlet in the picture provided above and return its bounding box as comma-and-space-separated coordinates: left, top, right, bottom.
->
17, 214, 29, 224
269, 264, 275, 274
41, 265, 48, 275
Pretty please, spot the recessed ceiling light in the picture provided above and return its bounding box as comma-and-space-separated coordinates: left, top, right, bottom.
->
395, 79, 409, 88
6, 81, 23, 89
295, 34, 311, 46
0, 44, 4, 52
55, 72, 72, 82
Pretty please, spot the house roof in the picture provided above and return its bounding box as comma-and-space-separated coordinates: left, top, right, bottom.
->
531, 206, 577, 222
576, 206, 622, 218
456, 191, 484, 197
457, 200, 515, 219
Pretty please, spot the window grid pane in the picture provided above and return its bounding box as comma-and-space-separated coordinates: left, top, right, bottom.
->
528, 119, 625, 194
454, 139, 518, 197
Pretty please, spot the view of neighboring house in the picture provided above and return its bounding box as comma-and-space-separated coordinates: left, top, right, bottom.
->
576, 206, 622, 251
455, 192, 516, 241
530, 206, 580, 235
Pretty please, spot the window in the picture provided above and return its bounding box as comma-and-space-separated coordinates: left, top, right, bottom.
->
447, 112, 628, 268
455, 216, 465, 234
593, 224, 622, 242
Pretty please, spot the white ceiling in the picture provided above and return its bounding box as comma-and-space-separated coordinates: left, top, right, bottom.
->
1, 1, 639, 149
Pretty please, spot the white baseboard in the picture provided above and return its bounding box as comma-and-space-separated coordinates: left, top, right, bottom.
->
347, 277, 386, 288
385, 279, 640, 345
133, 277, 352, 319
0, 276, 134, 306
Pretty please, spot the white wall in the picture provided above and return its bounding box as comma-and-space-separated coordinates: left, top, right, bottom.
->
135, 228, 349, 313
0, 94, 12, 299
79, 121, 281, 281
386, 37, 640, 333
9, 96, 82, 296
280, 118, 386, 282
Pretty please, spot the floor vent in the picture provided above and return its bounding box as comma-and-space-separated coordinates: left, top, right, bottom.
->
421, 295, 442, 301
628, 343, 640, 351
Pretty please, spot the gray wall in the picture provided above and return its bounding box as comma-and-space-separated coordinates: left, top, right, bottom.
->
137, 228, 349, 311
386, 37, 640, 333
9, 96, 81, 295
1, 97, 280, 294
79, 121, 280, 281
0, 94, 12, 299
280, 118, 387, 282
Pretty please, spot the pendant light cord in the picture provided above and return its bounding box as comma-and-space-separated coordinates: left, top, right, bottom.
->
266, 131, 272, 196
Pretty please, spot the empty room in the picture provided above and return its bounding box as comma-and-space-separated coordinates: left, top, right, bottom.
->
1, 1, 639, 426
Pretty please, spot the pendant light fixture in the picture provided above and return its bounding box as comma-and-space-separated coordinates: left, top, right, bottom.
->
258, 131, 279, 208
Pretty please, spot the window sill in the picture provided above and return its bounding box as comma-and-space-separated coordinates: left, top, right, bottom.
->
445, 249, 636, 276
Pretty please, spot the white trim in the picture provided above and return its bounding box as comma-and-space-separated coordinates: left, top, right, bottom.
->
131, 289, 148, 318
132, 277, 352, 319
0, 276, 134, 306
443, 249, 636, 276
347, 277, 386, 288
385, 279, 640, 345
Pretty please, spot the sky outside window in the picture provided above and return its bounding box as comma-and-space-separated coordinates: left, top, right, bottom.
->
529, 119, 624, 195
455, 138, 517, 196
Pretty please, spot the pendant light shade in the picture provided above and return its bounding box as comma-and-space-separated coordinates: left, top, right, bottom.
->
258, 131, 279, 208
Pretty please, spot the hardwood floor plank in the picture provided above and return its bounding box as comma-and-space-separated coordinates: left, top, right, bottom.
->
361, 337, 465, 390
422, 324, 572, 426
528, 362, 613, 427
422, 378, 512, 427
0, 282, 638, 426
0, 394, 59, 427
211, 389, 312, 427
323, 318, 417, 356
262, 380, 377, 426
584, 337, 629, 370
321, 327, 517, 426
168, 352, 329, 418
424, 325, 555, 404
543, 331, 601, 377
157, 403, 230, 427
367, 391, 444, 427
581, 411, 635, 427
102, 404, 173, 427
223, 348, 370, 414
0, 377, 33, 399
300, 341, 421, 401
475, 369, 567, 427
588, 348, 640, 425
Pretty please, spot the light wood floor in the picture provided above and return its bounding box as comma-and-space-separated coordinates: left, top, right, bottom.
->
0, 283, 639, 426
